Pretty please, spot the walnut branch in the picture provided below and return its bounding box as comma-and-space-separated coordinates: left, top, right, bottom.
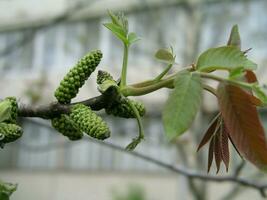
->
18, 121, 267, 199
89, 138, 267, 198
17, 87, 118, 119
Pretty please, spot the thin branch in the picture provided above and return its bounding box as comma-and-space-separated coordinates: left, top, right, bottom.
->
233, 160, 246, 177
18, 87, 118, 119
89, 138, 267, 197
17, 118, 267, 198
20, 135, 267, 197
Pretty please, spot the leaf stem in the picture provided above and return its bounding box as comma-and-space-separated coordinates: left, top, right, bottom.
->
120, 69, 252, 97
195, 72, 253, 89
125, 97, 145, 151
120, 43, 129, 88
154, 63, 173, 82
121, 75, 175, 96
203, 84, 217, 97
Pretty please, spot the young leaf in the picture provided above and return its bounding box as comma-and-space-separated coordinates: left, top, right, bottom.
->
227, 25, 241, 49
221, 123, 230, 171
155, 48, 174, 63
128, 32, 140, 45
162, 71, 202, 139
103, 23, 128, 44
208, 137, 215, 173
214, 133, 222, 173
107, 11, 128, 34
217, 83, 267, 171
196, 46, 257, 72
107, 10, 121, 27
245, 70, 258, 83
197, 114, 220, 151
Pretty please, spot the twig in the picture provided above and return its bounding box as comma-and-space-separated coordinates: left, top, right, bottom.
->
18, 87, 118, 119
16, 118, 267, 198
233, 160, 246, 177
88, 138, 267, 197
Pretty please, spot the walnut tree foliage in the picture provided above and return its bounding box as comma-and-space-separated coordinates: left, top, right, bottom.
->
1, 12, 267, 197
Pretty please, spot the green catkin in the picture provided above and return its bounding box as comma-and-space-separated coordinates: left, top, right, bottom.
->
0, 123, 23, 144
70, 104, 110, 140
54, 50, 103, 104
4, 97, 18, 123
106, 98, 146, 118
51, 114, 83, 141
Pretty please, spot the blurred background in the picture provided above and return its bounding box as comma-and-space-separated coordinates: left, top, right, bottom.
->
0, 0, 267, 199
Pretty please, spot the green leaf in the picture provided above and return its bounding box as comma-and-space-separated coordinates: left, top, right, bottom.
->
196, 46, 257, 72
227, 25, 241, 49
107, 11, 128, 34
162, 71, 202, 139
128, 32, 140, 45
0, 180, 17, 199
107, 10, 121, 26
0, 101, 11, 123
103, 23, 128, 44
155, 48, 174, 63
229, 67, 245, 79
252, 84, 267, 105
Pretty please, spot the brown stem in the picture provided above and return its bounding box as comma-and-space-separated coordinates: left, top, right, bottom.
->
18, 87, 118, 119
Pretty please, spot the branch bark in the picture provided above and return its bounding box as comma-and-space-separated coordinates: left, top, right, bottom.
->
18, 87, 118, 119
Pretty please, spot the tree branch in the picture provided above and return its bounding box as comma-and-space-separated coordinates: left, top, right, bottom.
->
18, 87, 118, 119
19, 118, 267, 198
89, 138, 267, 197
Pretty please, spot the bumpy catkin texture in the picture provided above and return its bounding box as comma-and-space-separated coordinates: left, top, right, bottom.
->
70, 104, 110, 140
4, 97, 18, 123
97, 70, 114, 84
51, 114, 83, 141
106, 98, 146, 118
54, 50, 102, 104
0, 123, 23, 144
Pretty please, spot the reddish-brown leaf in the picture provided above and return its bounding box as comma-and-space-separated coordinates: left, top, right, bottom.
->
228, 132, 242, 158
217, 83, 267, 170
214, 132, 222, 173
245, 70, 258, 83
220, 123, 230, 171
208, 137, 215, 173
248, 93, 262, 106
244, 70, 262, 106
197, 114, 220, 152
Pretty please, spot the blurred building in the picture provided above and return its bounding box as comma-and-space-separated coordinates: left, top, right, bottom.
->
0, 0, 267, 200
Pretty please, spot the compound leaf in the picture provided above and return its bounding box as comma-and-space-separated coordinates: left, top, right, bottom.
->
197, 114, 219, 152
196, 46, 257, 72
128, 32, 140, 45
163, 71, 202, 139
103, 23, 128, 44
155, 48, 174, 63
217, 83, 267, 171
